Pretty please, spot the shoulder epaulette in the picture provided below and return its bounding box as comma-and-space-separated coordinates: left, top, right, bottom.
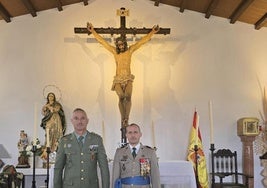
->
145, 145, 153, 149
63, 133, 71, 138
89, 132, 101, 138
120, 143, 128, 148
61, 133, 71, 140
90, 132, 97, 136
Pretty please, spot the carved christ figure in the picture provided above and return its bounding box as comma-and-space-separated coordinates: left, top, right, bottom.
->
87, 22, 159, 126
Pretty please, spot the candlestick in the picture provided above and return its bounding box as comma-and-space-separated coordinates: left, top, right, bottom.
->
33, 103, 38, 145
102, 121, 105, 145
46, 128, 50, 147
151, 121, 156, 148
195, 115, 199, 145
209, 100, 214, 144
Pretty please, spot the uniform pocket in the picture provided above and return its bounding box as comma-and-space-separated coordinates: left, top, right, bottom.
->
119, 160, 131, 173
63, 179, 73, 186
65, 150, 77, 168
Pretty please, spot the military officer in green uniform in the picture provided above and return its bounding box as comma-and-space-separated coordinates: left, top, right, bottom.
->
112, 123, 160, 188
53, 108, 110, 188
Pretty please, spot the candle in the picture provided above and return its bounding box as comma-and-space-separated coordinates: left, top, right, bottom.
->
46, 128, 50, 147
209, 100, 214, 144
102, 121, 105, 145
151, 121, 156, 147
195, 115, 199, 145
33, 103, 37, 145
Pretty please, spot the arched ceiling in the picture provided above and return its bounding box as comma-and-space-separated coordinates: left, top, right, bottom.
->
0, 0, 266, 30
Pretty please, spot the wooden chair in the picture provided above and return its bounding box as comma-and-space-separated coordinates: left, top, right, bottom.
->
210, 149, 253, 188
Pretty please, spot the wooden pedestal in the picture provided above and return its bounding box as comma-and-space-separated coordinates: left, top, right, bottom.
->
239, 135, 256, 188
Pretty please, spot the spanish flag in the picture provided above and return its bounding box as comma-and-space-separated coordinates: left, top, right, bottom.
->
187, 110, 209, 188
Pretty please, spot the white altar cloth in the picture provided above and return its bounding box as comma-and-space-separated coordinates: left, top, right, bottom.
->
16, 168, 48, 188
159, 160, 196, 188
48, 160, 196, 188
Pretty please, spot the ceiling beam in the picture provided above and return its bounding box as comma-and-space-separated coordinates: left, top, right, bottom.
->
154, 0, 160, 6
205, 0, 219, 19
180, 0, 186, 13
0, 2, 11, 22
229, 0, 254, 24
82, 0, 89, 6
55, 0, 63, 11
255, 13, 267, 30
21, 0, 37, 17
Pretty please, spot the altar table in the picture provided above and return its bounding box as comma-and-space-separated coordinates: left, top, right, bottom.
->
16, 168, 47, 188
45, 160, 196, 188
159, 160, 196, 188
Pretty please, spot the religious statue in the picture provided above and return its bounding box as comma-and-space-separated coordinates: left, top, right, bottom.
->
87, 22, 159, 126
17, 130, 28, 151
40, 92, 66, 160
74, 7, 170, 144
16, 130, 30, 168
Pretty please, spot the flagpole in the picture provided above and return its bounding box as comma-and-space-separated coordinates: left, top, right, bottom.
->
194, 144, 200, 188
195, 114, 200, 188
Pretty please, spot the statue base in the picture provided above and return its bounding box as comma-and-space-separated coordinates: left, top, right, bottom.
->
16, 155, 30, 168
42, 161, 54, 169
16, 164, 30, 168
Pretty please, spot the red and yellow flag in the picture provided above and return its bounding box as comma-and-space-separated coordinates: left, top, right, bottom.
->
187, 110, 209, 188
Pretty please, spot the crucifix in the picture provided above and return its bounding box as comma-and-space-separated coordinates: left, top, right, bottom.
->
74, 7, 171, 145
74, 7, 170, 37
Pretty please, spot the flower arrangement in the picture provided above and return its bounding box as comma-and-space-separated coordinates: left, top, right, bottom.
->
255, 87, 267, 156
25, 138, 45, 156
17, 132, 45, 168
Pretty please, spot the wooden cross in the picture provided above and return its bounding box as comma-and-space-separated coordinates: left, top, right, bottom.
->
74, 7, 171, 38
74, 7, 171, 145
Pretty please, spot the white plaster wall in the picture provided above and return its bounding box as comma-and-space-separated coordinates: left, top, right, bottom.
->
0, 0, 267, 187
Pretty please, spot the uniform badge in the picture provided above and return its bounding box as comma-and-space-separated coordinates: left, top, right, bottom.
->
122, 163, 126, 171
64, 143, 72, 148
91, 154, 95, 161
89, 145, 98, 151
139, 158, 150, 177
89, 145, 98, 161
122, 155, 128, 161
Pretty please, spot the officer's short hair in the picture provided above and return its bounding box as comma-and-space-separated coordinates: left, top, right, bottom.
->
73, 108, 86, 113
126, 123, 141, 133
